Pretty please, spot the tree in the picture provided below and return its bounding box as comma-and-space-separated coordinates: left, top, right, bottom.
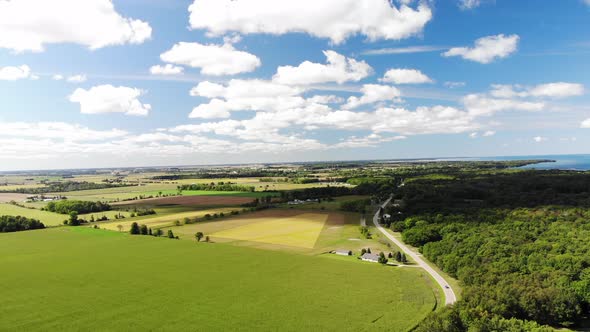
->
117, 224, 123, 232
195, 232, 204, 242
378, 252, 388, 264
205, 235, 210, 242
395, 251, 402, 262
140, 224, 148, 235
68, 212, 80, 226
167, 229, 175, 239
401, 253, 407, 263
361, 248, 367, 255
388, 252, 393, 258
130, 222, 140, 235
154, 229, 163, 237
148, 228, 152, 236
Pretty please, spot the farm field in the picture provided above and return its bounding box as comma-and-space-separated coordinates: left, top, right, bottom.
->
113, 194, 255, 207
0, 227, 436, 331
96, 207, 239, 232
165, 209, 399, 256
279, 195, 370, 211
0, 193, 30, 203
0, 203, 65, 226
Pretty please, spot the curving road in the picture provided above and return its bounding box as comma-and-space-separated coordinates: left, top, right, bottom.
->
373, 197, 457, 305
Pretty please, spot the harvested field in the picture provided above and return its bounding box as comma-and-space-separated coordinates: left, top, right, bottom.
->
0, 193, 29, 203
113, 195, 254, 207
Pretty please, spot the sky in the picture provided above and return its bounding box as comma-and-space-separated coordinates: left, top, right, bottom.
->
0, 0, 589, 171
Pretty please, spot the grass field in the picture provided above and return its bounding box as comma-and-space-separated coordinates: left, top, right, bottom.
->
165, 209, 401, 256
0, 203, 65, 226
0, 227, 436, 331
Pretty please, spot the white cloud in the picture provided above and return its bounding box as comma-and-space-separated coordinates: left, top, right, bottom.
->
0, 65, 31, 80
273, 50, 372, 85
581, 118, 590, 128
188, 79, 313, 119
490, 83, 585, 99
458, 0, 481, 10
469, 132, 478, 138
483, 130, 496, 137
362, 45, 447, 56
443, 34, 519, 64
528, 82, 584, 98
150, 64, 184, 76
463, 94, 545, 116
69, 85, 151, 116
444, 81, 466, 88
0, 122, 127, 141
0, 0, 151, 52
67, 74, 87, 83
533, 136, 547, 143
188, 0, 432, 44
53, 74, 64, 81
380, 68, 433, 84
160, 42, 261, 76
343, 84, 401, 109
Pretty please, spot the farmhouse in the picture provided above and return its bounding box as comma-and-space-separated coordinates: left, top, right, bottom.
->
334, 249, 351, 256
361, 253, 380, 263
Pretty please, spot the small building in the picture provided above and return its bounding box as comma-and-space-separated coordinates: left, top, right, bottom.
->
361, 253, 380, 263
334, 250, 351, 256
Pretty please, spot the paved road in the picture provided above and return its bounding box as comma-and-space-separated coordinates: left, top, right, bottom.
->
372, 197, 458, 306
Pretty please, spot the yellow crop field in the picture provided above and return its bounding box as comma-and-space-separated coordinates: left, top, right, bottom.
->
212, 213, 328, 248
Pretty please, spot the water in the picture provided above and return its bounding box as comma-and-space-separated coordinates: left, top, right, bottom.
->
453, 154, 590, 171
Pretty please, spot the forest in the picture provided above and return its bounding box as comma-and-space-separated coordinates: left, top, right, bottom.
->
44, 200, 111, 215
387, 169, 590, 330
0, 215, 45, 232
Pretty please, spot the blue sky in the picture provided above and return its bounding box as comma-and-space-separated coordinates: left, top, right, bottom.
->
0, 0, 589, 170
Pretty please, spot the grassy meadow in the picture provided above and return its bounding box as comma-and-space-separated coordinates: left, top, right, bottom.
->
0, 203, 65, 226
0, 227, 436, 331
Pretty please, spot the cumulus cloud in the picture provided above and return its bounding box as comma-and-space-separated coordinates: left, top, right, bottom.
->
380, 68, 433, 84
443, 34, 519, 64
188, 0, 432, 44
581, 118, 590, 128
160, 42, 261, 76
343, 84, 401, 109
0, 65, 32, 80
0, 0, 151, 52
463, 94, 545, 116
69, 85, 151, 116
490, 83, 585, 99
150, 64, 184, 76
273, 51, 372, 85
53, 74, 64, 81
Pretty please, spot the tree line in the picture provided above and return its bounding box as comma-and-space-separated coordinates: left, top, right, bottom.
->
0, 215, 45, 232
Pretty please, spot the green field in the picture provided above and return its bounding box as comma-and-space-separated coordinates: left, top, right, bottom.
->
0, 227, 436, 331
0, 203, 65, 226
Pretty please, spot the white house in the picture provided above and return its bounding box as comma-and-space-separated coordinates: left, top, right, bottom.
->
361, 253, 380, 263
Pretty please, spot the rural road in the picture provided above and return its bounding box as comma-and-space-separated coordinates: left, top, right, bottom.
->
372, 197, 458, 306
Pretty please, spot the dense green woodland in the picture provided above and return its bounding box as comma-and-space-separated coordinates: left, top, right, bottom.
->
44, 200, 111, 215
387, 169, 590, 330
178, 183, 255, 192
0, 215, 45, 232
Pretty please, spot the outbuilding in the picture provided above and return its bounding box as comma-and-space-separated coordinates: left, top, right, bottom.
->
334, 249, 351, 256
